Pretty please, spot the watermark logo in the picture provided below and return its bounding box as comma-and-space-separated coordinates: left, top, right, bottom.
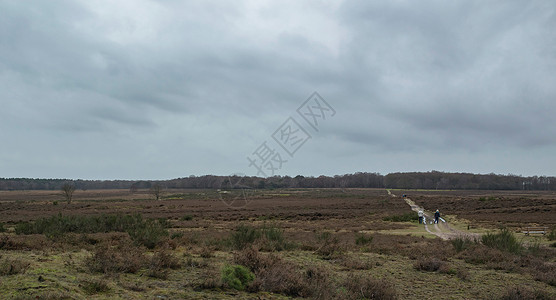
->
247, 91, 335, 176
296, 92, 336, 132
272, 117, 311, 157
221, 92, 335, 208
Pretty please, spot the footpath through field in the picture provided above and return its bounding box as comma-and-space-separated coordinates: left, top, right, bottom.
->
387, 190, 479, 240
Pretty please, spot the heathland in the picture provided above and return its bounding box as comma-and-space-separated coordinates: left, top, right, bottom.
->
0, 188, 555, 299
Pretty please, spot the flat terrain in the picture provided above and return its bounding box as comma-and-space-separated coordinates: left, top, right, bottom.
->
0, 188, 555, 299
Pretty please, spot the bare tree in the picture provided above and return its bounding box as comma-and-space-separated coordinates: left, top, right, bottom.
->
61, 183, 75, 204
150, 183, 163, 200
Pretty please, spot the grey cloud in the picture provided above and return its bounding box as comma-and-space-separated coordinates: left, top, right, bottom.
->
0, 0, 555, 179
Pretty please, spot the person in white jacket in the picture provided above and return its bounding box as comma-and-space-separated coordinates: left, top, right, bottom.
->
418, 210, 424, 224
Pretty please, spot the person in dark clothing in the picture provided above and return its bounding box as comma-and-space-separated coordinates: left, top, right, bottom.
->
434, 209, 440, 224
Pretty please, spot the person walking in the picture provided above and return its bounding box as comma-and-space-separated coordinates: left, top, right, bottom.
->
418, 210, 424, 224
434, 209, 440, 224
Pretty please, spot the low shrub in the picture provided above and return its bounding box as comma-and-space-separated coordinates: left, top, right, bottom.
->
548, 226, 556, 241
228, 223, 291, 252
234, 247, 333, 298
21, 291, 74, 299
14, 213, 169, 248
0, 234, 50, 251
532, 261, 556, 287
479, 196, 496, 202
482, 229, 522, 254
250, 259, 308, 296
527, 240, 542, 256
339, 256, 374, 270
0, 223, 5, 233
413, 257, 446, 272
315, 232, 342, 259
459, 244, 508, 265
455, 268, 470, 281
342, 273, 397, 300
499, 286, 553, 300
199, 245, 214, 258
149, 249, 181, 270
86, 242, 145, 274
302, 266, 335, 299
383, 211, 418, 222
451, 236, 476, 252
229, 224, 260, 250
186, 257, 209, 269
81, 279, 110, 295
355, 233, 373, 246
261, 223, 288, 251
181, 215, 193, 221
233, 246, 276, 273
197, 271, 222, 291
221, 265, 255, 291
126, 218, 169, 249
0, 257, 30, 275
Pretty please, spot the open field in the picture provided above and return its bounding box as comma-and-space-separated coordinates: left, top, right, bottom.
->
1, 188, 555, 299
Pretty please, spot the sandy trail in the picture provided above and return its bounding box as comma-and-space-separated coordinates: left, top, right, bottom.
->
390, 190, 479, 240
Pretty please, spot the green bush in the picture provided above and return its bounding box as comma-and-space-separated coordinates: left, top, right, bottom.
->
181, 215, 193, 221
15, 213, 168, 248
315, 232, 342, 259
221, 265, 255, 291
171, 232, 184, 239
548, 226, 556, 241
383, 211, 418, 222
230, 224, 261, 250
261, 224, 287, 251
481, 229, 522, 254
355, 233, 373, 246
451, 236, 476, 252
126, 219, 169, 249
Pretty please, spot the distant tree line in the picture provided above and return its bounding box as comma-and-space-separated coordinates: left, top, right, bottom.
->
0, 171, 555, 191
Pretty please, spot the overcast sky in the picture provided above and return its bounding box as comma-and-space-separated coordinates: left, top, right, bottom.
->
1, 0, 555, 180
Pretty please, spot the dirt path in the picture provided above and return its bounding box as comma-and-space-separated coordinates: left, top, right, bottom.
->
389, 190, 479, 240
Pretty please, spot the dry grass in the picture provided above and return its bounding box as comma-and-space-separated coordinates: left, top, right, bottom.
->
0, 256, 30, 275
0, 188, 555, 299
499, 286, 553, 300
342, 273, 397, 300
413, 257, 447, 272
147, 248, 182, 279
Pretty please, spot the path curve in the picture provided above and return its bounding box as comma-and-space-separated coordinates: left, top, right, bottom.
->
391, 191, 479, 241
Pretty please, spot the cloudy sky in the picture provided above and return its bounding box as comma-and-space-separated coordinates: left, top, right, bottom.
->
1, 0, 555, 180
